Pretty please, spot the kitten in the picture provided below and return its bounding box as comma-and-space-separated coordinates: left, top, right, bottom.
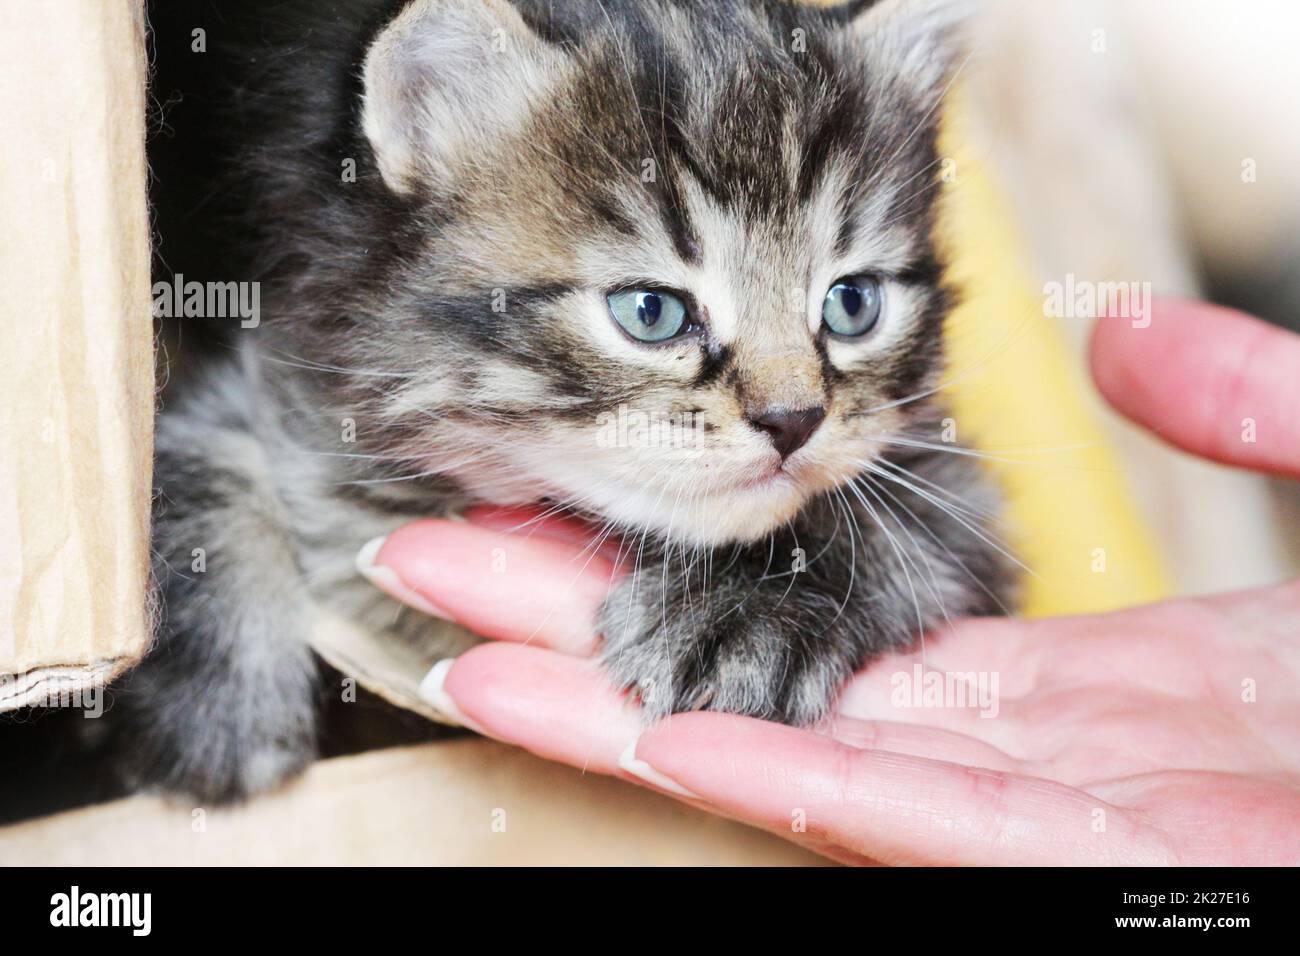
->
131, 0, 1012, 801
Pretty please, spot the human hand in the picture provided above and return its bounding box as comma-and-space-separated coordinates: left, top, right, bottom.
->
358, 298, 1300, 865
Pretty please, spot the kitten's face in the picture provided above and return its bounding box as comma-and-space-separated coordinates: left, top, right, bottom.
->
354, 0, 965, 545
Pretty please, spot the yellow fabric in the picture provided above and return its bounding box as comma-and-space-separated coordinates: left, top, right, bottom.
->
937, 108, 1172, 615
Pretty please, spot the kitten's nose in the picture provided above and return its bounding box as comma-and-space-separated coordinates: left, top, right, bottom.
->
748, 406, 826, 460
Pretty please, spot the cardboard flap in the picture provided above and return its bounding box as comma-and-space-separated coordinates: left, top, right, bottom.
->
0, 1, 153, 711
308, 608, 477, 723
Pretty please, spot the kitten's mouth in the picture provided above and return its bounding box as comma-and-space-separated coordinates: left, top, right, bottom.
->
483, 447, 837, 547
735, 462, 795, 492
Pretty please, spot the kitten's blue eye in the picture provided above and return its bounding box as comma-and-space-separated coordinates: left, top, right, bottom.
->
607, 289, 692, 343
822, 275, 883, 337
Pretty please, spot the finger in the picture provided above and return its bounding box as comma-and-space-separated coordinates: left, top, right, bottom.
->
1090, 296, 1300, 477
429, 642, 641, 771
629, 713, 1175, 866
357, 517, 621, 655
461, 505, 627, 564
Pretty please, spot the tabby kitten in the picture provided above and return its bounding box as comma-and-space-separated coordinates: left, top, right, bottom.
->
134, 0, 1011, 801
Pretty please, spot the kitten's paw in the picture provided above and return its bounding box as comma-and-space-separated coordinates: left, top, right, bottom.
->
599, 584, 852, 727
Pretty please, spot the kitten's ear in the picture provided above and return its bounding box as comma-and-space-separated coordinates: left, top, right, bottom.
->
846, 0, 975, 91
361, 0, 565, 195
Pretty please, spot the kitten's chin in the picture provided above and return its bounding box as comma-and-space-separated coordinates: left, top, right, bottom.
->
599, 471, 819, 547
447, 451, 842, 547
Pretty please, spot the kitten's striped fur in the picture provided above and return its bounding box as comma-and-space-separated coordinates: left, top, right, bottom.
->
131, 0, 1011, 801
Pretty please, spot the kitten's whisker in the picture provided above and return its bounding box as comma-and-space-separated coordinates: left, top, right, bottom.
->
479, 491, 600, 538
859, 460, 1037, 580
863, 473, 1016, 618
261, 348, 416, 379
508, 508, 624, 651
871, 455, 996, 521
843, 477, 927, 640
606, 473, 676, 705
864, 436, 1113, 474
883, 431, 1102, 457
866, 436, 1015, 463
852, 473, 955, 634
828, 488, 860, 626
331, 446, 501, 486
305, 450, 408, 462
332, 469, 446, 487
858, 456, 1014, 550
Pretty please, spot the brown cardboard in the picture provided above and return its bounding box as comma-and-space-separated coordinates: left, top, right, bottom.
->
0, 740, 827, 866
309, 607, 477, 724
0, 1, 154, 712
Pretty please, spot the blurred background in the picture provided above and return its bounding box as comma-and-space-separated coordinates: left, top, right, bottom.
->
963, 0, 1300, 597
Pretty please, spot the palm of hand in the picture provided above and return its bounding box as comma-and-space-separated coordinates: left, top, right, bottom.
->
834, 582, 1300, 864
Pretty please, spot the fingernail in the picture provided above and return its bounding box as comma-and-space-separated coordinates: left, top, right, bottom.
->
618, 740, 702, 800
356, 535, 454, 621
417, 659, 491, 735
